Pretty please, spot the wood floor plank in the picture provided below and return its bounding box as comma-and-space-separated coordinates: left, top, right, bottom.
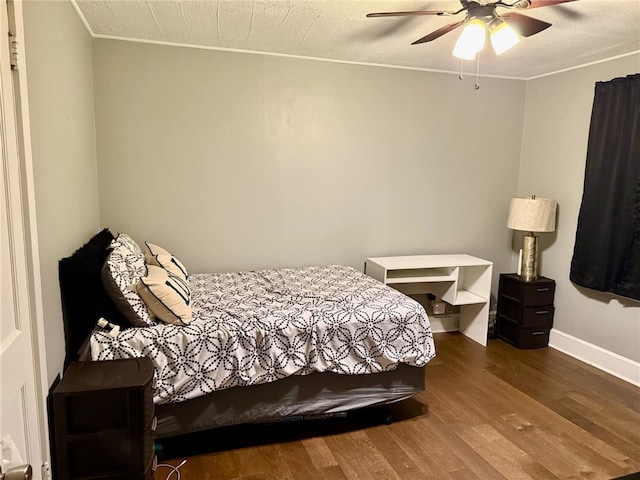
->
465, 350, 639, 477
446, 468, 483, 480
530, 401, 639, 473
403, 418, 466, 474
549, 430, 633, 479
316, 465, 349, 480
164, 453, 237, 480
301, 437, 338, 470
322, 433, 377, 480
233, 447, 270, 477
256, 444, 295, 480
565, 390, 640, 447
416, 411, 508, 480
556, 396, 640, 463
348, 430, 404, 480
499, 412, 591, 479
454, 423, 536, 480
455, 381, 615, 479
386, 419, 458, 479
156, 333, 640, 480
364, 425, 425, 480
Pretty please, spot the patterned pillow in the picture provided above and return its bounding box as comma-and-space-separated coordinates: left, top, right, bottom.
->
101, 233, 155, 327
144, 241, 188, 281
137, 265, 192, 326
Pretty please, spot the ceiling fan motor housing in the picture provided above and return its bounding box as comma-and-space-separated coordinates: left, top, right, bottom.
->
466, 5, 502, 22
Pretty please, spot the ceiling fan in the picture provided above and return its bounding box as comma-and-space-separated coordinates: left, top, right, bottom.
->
367, 0, 577, 59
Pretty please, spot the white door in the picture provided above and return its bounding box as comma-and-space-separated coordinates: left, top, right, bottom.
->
0, 0, 46, 476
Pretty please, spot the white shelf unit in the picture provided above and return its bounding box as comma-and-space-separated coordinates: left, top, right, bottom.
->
365, 255, 493, 346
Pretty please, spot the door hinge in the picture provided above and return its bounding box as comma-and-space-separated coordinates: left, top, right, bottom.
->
9, 32, 19, 70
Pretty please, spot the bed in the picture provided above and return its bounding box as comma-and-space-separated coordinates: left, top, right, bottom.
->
59, 229, 435, 439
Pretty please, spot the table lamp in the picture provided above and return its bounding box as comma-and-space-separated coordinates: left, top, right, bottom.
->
507, 195, 557, 281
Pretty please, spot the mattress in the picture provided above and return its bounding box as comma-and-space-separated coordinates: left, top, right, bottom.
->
90, 265, 435, 405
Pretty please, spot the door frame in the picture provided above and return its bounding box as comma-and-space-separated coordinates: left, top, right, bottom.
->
1, 0, 49, 476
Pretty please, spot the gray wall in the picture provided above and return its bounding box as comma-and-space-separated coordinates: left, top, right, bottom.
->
23, 3, 638, 380
93, 39, 525, 291
519, 54, 640, 362
23, 1, 100, 383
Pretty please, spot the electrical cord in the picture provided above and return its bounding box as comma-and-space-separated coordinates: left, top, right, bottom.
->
156, 459, 187, 480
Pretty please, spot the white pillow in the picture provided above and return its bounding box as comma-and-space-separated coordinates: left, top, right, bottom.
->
144, 241, 188, 281
137, 265, 192, 326
101, 233, 155, 327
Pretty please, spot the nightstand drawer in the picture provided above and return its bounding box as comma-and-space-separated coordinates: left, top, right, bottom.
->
498, 299, 554, 327
522, 306, 554, 327
517, 327, 550, 349
497, 317, 550, 349
522, 285, 555, 306
500, 275, 555, 306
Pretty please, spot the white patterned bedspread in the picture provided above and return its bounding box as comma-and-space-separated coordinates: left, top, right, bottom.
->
90, 265, 435, 404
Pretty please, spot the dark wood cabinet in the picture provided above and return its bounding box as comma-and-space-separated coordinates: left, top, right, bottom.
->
50, 357, 156, 480
496, 274, 555, 349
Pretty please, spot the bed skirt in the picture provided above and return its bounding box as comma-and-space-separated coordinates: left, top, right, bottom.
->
154, 364, 425, 438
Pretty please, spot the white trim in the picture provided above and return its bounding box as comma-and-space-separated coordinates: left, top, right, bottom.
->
9, 0, 51, 471
526, 50, 640, 80
68, 0, 93, 36
549, 329, 640, 388
66, 0, 640, 82
87, 33, 526, 81
66, 0, 639, 81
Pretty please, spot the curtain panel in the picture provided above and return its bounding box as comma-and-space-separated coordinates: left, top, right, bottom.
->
570, 73, 640, 300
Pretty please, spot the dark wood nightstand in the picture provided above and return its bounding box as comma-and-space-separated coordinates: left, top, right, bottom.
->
50, 357, 156, 479
496, 273, 555, 349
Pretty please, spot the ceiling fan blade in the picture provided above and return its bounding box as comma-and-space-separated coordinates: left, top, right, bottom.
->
501, 12, 552, 37
528, 0, 577, 9
366, 10, 456, 18
412, 21, 465, 44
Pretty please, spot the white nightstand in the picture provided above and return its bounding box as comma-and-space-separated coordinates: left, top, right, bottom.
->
365, 254, 493, 346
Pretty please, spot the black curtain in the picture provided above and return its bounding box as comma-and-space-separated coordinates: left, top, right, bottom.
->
570, 73, 640, 300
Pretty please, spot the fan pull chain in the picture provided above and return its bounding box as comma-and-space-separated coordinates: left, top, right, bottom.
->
459, 59, 464, 80
474, 55, 480, 90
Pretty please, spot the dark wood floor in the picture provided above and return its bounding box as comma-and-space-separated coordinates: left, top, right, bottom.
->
154, 332, 640, 480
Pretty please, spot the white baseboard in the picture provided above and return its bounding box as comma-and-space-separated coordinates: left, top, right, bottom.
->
548, 329, 640, 387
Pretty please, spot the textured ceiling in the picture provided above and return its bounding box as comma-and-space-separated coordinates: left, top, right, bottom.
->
73, 0, 640, 79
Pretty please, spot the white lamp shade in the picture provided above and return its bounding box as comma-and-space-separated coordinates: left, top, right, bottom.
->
453, 19, 486, 60
508, 197, 557, 232
490, 20, 520, 55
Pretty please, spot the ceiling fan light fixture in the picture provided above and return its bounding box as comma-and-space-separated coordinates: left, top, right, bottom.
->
490, 18, 520, 55
452, 19, 486, 60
